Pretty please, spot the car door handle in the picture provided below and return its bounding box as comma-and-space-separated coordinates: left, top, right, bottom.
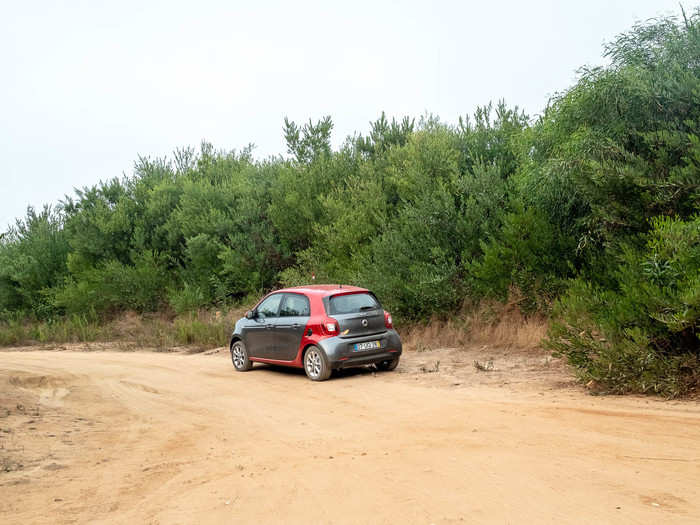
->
292, 323, 300, 329
266, 324, 275, 329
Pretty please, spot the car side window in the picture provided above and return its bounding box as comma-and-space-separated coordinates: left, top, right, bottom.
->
257, 294, 282, 318
279, 293, 310, 317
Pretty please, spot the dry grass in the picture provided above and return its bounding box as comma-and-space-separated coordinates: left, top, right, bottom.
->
0, 306, 250, 350
399, 298, 548, 353
109, 307, 250, 350
3, 296, 548, 354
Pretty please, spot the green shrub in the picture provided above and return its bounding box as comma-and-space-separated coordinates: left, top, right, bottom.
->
547, 216, 700, 397
467, 206, 576, 312
54, 251, 170, 316
168, 283, 208, 315
360, 185, 464, 319
0, 206, 69, 318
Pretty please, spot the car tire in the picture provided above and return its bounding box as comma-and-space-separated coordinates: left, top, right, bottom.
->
376, 356, 399, 371
231, 340, 253, 371
304, 345, 331, 381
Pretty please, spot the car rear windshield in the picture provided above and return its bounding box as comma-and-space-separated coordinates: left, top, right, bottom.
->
328, 293, 380, 315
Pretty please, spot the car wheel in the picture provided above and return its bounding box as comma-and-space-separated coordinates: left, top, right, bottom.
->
376, 356, 399, 371
231, 341, 253, 371
304, 345, 331, 381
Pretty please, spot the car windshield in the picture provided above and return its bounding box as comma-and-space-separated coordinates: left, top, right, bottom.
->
328, 293, 380, 315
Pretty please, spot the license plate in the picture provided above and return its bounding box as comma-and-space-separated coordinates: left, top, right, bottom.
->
353, 341, 381, 352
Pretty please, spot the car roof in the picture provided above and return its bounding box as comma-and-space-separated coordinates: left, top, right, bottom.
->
275, 284, 369, 297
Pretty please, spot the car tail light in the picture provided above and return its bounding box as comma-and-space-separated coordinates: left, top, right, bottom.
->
384, 310, 393, 329
321, 318, 339, 336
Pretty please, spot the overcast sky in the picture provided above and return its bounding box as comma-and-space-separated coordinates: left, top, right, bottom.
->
1, 0, 683, 230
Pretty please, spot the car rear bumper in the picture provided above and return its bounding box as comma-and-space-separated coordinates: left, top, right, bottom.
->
334, 351, 400, 369
317, 329, 402, 369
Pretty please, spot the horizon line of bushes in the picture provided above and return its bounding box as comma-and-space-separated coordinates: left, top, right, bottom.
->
2, 9, 699, 396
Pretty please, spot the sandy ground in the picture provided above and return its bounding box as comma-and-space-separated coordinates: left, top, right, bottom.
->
1, 345, 699, 524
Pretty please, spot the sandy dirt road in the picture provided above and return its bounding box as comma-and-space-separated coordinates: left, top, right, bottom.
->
1, 347, 699, 524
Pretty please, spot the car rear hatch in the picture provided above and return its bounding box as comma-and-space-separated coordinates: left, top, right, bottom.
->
325, 292, 386, 338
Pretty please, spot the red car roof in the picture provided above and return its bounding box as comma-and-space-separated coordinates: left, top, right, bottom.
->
276, 284, 368, 297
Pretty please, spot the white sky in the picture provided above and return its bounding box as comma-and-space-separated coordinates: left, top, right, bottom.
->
0, 0, 683, 230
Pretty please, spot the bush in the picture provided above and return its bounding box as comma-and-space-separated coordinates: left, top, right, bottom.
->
0, 206, 69, 318
360, 185, 464, 319
467, 205, 576, 312
54, 251, 170, 316
168, 283, 208, 315
547, 216, 700, 397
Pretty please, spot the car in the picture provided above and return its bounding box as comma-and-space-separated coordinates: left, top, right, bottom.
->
229, 285, 402, 381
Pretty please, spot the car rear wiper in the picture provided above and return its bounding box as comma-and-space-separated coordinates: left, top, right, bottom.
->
359, 306, 377, 311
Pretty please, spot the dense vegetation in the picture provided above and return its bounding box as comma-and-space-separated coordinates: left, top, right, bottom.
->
1, 11, 699, 395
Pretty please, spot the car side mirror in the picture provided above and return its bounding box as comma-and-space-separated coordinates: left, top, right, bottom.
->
245, 310, 256, 320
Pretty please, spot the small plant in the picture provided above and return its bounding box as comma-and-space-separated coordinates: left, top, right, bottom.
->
1, 456, 22, 473
415, 342, 431, 352
473, 359, 494, 372
420, 360, 440, 373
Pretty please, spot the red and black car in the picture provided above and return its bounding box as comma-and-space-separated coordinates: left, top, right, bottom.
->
229, 285, 402, 381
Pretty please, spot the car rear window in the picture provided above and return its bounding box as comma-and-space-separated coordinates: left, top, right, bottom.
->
328, 293, 380, 315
